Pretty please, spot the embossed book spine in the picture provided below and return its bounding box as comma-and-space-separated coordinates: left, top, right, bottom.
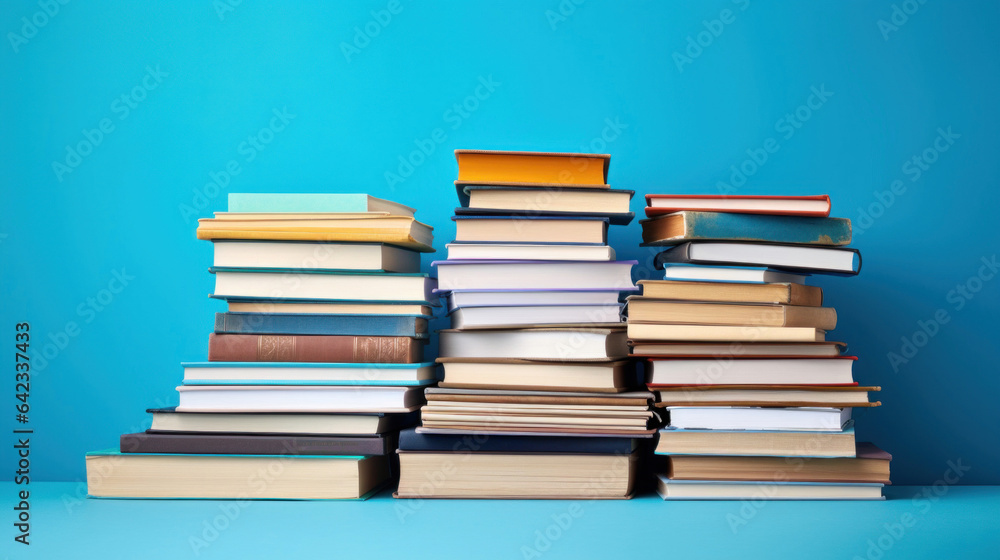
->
207, 334, 423, 363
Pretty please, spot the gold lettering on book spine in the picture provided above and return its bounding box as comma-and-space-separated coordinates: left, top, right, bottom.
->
257, 335, 295, 361
354, 336, 405, 362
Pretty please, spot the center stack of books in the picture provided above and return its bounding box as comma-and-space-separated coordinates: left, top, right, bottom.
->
394, 150, 655, 500
630, 194, 891, 500
86, 193, 438, 500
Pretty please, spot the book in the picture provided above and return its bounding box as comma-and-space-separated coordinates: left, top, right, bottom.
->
398, 427, 638, 453
86, 451, 387, 500
176, 385, 425, 413
120, 432, 395, 456
439, 328, 629, 360
630, 341, 846, 358
227, 193, 415, 215
420, 398, 654, 434
640, 211, 852, 246
666, 442, 891, 483
644, 194, 831, 217
655, 476, 883, 500
396, 452, 636, 499
434, 260, 636, 291
213, 313, 429, 338
666, 406, 852, 431
181, 361, 438, 385
645, 357, 856, 385
655, 427, 857, 457
453, 216, 608, 244
196, 215, 434, 252
457, 185, 633, 214
227, 301, 432, 315
628, 323, 826, 342
662, 265, 806, 284
211, 269, 437, 303
655, 242, 861, 276
626, 301, 837, 330
424, 387, 653, 406
454, 150, 610, 187
207, 334, 423, 363
637, 280, 822, 306
450, 305, 623, 329
446, 290, 624, 311
212, 241, 420, 273
445, 243, 615, 261
146, 408, 418, 436
651, 385, 879, 407
437, 359, 634, 392
454, 206, 634, 226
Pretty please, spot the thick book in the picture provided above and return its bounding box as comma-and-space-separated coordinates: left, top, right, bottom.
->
146, 407, 418, 436
656, 426, 857, 457
645, 357, 856, 385
644, 194, 831, 217
651, 385, 879, 408
196, 215, 434, 252
452, 215, 608, 244
630, 341, 846, 358
86, 450, 387, 500
227, 193, 415, 215
655, 242, 861, 276
207, 333, 423, 363
450, 304, 623, 329
655, 475, 883, 500
433, 260, 636, 291
398, 427, 637, 453
176, 385, 425, 413
455, 150, 610, 187
181, 361, 437, 385
666, 406, 852, 431
627, 323, 826, 342
447, 289, 623, 311
120, 432, 394, 456
212, 241, 420, 273
666, 442, 891, 483
637, 280, 821, 306
626, 300, 837, 330
640, 211, 852, 246
211, 268, 437, 303
437, 359, 635, 392
662, 264, 806, 284
439, 327, 629, 360
446, 243, 614, 261
213, 312, 429, 338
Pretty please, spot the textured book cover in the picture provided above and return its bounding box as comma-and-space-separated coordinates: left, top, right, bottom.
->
207, 334, 424, 363
213, 313, 430, 337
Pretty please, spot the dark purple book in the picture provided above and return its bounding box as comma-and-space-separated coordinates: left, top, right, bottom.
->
120, 432, 395, 456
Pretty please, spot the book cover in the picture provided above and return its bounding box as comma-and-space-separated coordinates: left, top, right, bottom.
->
213, 313, 430, 337
207, 333, 424, 363
121, 432, 395, 456
640, 211, 852, 246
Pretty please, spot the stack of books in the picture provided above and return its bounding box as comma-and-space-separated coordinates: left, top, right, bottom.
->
395, 150, 654, 500
86, 193, 438, 500
632, 194, 891, 500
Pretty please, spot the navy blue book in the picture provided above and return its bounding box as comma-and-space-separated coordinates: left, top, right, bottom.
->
398, 427, 638, 454
214, 313, 430, 338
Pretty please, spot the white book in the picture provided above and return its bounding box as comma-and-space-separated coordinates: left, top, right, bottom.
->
175, 385, 424, 412
663, 265, 806, 284
212, 270, 436, 302
147, 410, 410, 435
666, 406, 852, 431
212, 241, 420, 272
182, 362, 437, 384
446, 243, 614, 261
675, 242, 857, 273
655, 475, 884, 500
450, 305, 623, 328
434, 260, 636, 291
646, 358, 855, 385
627, 323, 825, 342
447, 290, 622, 311
438, 328, 628, 360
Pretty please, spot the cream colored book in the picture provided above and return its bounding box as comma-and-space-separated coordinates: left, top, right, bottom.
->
627, 323, 825, 342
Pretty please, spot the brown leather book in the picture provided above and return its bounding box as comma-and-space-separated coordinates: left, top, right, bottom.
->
207, 333, 423, 363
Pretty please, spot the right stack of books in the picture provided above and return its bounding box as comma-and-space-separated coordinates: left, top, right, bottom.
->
395, 150, 655, 500
632, 194, 891, 501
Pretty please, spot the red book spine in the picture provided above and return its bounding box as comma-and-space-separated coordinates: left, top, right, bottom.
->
207, 334, 422, 363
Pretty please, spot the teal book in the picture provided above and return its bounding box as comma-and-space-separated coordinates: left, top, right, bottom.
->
227, 193, 414, 216
640, 211, 852, 246
85, 450, 387, 500
181, 361, 439, 386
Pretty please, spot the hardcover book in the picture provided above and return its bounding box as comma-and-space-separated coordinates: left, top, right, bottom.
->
640, 211, 852, 246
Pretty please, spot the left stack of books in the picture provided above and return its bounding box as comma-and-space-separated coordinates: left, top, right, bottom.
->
86, 193, 438, 500
395, 150, 656, 500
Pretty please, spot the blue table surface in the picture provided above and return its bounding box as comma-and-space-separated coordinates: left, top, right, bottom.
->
3, 483, 998, 559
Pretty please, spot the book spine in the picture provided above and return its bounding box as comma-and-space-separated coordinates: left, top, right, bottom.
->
686, 213, 853, 246
789, 283, 823, 306
212, 313, 426, 337
207, 334, 422, 363
120, 433, 389, 456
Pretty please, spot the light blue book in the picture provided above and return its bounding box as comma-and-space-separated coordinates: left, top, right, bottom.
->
227, 193, 414, 215
181, 361, 438, 385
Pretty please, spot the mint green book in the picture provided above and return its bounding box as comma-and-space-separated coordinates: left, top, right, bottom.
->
227, 193, 414, 216
85, 450, 387, 500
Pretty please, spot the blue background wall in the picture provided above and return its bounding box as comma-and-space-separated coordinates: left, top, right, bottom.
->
2, 0, 997, 484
